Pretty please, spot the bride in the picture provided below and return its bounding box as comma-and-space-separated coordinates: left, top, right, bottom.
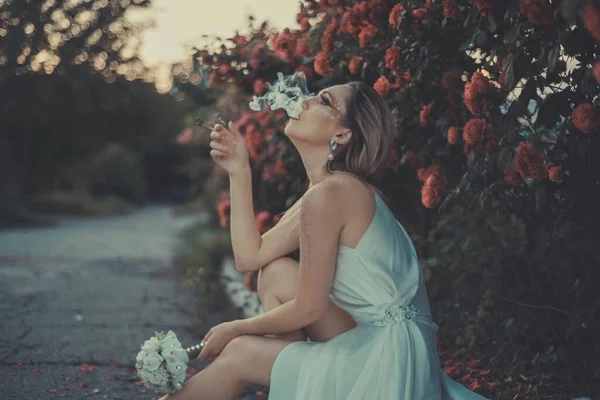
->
160, 81, 489, 399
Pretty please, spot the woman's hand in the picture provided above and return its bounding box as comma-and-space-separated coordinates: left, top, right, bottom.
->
209, 121, 250, 176
196, 321, 241, 362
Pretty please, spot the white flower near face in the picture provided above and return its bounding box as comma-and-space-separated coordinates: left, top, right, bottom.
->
143, 353, 163, 372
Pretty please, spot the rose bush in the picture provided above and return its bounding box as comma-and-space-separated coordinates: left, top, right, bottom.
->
175, 0, 600, 397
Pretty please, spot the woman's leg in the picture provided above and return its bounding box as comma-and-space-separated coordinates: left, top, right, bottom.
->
159, 257, 356, 400
158, 335, 294, 400
257, 257, 357, 342
257, 257, 307, 341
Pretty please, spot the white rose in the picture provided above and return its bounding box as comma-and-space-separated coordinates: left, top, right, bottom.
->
139, 370, 153, 384
142, 337, 161, 353
135, 350, 147, 364
160, 331, 178, 349
174, 369, 187, 388
149, 369, 168, 386
164, 348, 188, 375
143, 353, 163, 371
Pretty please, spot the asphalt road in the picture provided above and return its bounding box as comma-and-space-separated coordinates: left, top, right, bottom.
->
0, 206, 248, 400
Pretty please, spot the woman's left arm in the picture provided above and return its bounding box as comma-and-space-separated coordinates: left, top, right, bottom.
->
236, 182, 344, 335
197, 182, 344, 361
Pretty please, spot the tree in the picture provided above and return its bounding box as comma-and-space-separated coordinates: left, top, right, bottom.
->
0, 0, 194, 202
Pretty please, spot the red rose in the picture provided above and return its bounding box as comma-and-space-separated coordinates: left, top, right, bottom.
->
421, 171, 446, 208
420, 104, 433, 126
359, 24, 377, 48
593, 62, 600, 83
321, 33, 334, 53
463, 82, 481, 115
463, 119, 490, 147
448, 126, 460, 144
421, 185, 439, 208
389, 4, 405, 29
341, 10, 360, 35
256, 211, 272, 234
584, 4, 600, 41
463, 72, 491, 115
373, 76, 399, 97
548, 166, 563, 182
514, 142, 547, 180
349, 56, 363, 75
385, 46, 401, 71
314, 52, 333, 76
471, 72, 490, 93
417, 164, 441, 182
503, 168, 522, 186
320, 20, 339, 53
572, 103, 600, 133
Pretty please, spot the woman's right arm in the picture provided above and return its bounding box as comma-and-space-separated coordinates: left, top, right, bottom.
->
210, 122, 299, 273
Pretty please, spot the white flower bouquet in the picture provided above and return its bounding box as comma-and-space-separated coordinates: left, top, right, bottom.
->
135, 330, 204, 394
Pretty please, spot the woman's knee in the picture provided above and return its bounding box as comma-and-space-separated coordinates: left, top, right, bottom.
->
257, 257, 298, 300
221, 335, 249, 359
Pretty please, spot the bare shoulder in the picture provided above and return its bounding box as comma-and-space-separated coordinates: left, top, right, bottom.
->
326, 173, 374, 203
303, 173, 374, 220
301, 179, 344, 216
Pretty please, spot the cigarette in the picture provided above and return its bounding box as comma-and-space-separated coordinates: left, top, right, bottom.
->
197, 122, 216, 130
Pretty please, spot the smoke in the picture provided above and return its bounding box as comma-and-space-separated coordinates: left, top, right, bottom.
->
248, 71, 313, 118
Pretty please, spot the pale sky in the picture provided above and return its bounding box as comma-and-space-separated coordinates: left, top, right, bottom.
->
132, 0, 299, 66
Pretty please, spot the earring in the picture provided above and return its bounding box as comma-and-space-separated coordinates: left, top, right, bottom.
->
328, 139, 337, 160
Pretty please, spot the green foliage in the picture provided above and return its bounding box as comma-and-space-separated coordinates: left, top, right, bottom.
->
0, 0, 197, 210
88, 142, 147, 204
183, 0, 600, 396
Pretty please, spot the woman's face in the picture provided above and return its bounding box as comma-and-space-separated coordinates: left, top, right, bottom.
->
284, 84, 352, 145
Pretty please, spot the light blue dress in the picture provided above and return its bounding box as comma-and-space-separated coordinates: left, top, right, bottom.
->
269, 191, 489, 400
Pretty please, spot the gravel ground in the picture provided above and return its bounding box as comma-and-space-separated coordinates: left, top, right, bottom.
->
0, 206, 261, 400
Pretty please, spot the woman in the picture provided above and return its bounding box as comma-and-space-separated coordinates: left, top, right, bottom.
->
162, 81, 488, 399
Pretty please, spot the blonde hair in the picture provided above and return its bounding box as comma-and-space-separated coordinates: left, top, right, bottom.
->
327, 81, 396, 182
277, 81, 397, 232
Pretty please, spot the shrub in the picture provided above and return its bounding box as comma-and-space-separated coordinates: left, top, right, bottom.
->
175, 0, 600, 396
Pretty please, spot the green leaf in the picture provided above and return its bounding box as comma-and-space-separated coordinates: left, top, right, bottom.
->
487, 14, 498, 32
494, 45, 509, 58
476, 31, 488, 45
547, 45, 560, 74
459, 35, 475, 51
505, 24, 520, 44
